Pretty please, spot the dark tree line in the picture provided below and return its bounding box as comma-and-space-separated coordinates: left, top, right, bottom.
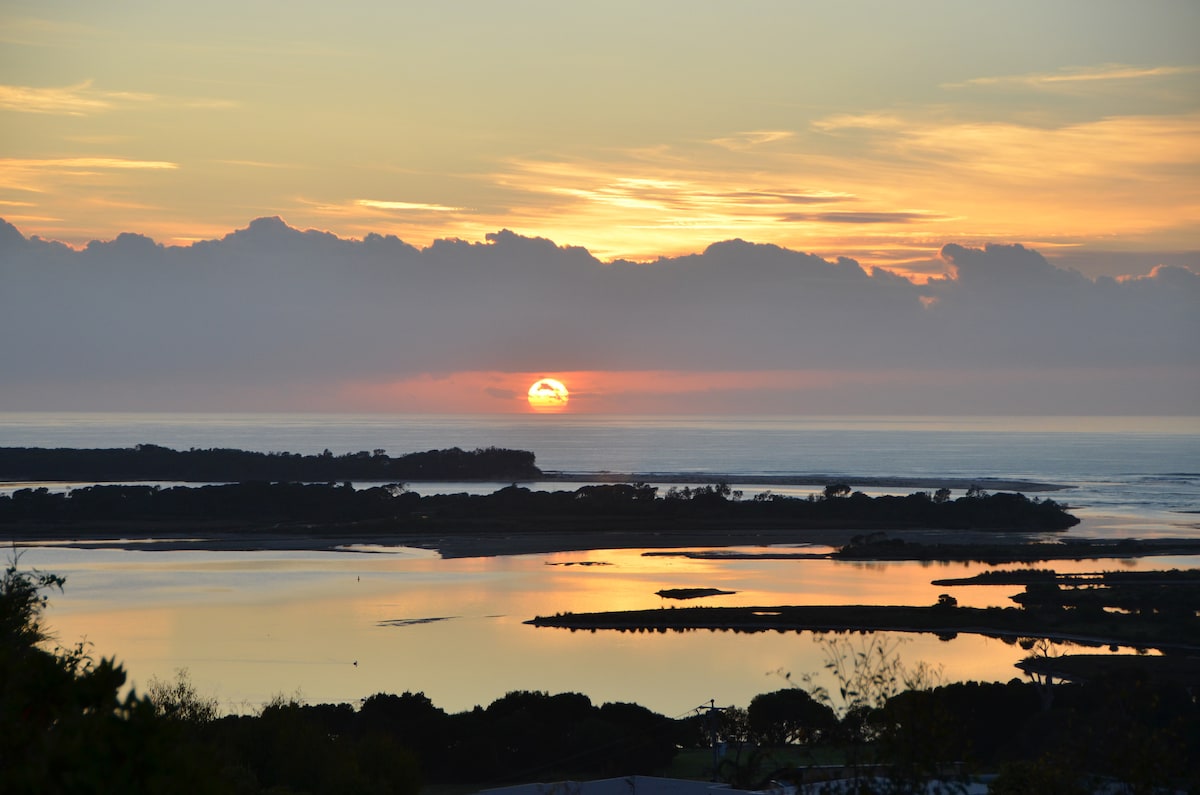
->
0, 481, 1079, 532
0, 481, 420, 524
0, 444, 541, 482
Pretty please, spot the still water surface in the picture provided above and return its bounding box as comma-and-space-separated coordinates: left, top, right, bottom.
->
21, 545, 1198, 717
5, 412, 1199, 716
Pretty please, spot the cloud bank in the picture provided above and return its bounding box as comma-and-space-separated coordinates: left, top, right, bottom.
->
1, 218, 1196, 414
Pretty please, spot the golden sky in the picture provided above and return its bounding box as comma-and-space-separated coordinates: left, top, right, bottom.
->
2, 1, 1198, 280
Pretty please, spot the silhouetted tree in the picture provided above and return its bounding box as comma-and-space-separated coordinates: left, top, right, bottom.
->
823, 483, 852, 499
0, 562, 225, 793
747, 688, 837, 746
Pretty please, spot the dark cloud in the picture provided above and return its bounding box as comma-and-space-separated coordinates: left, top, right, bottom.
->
1, 218, 1195, 412
940, 242, 1087, 288
1044, 249, 1200, 280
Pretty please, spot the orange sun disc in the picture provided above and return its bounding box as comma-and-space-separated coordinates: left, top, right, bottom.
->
527, 378, 569, 411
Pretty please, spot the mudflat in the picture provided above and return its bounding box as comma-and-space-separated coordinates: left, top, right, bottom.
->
6, 522, 928, 556
13, 523, 1199, 561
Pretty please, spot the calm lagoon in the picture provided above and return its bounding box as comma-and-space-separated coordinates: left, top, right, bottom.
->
5, 412, 1199, 716
20, 544, 1199, 717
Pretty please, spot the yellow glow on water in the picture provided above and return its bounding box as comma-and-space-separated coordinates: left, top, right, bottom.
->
31, 546, 1197, 715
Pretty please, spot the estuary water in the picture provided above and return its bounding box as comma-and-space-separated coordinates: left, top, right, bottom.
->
3, 412, 1199, 716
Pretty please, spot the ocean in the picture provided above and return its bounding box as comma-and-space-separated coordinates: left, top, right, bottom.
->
3, 412, 1198, 715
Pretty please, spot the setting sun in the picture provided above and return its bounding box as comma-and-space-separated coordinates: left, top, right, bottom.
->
527, 378, 569, 412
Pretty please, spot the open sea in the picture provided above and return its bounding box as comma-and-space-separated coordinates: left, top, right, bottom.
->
3, 412, 1199, 716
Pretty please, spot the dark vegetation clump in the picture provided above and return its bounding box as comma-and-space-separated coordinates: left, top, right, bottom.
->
0, 478, 1080, 535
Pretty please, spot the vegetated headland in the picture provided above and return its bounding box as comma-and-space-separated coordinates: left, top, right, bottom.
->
0, 444, 1068, 492
0, 444, 541, 482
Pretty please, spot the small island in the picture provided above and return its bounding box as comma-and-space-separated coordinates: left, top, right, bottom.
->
655, 588, 736, 600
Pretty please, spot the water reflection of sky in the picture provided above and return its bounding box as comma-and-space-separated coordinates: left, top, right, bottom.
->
21, 545, 1199, 718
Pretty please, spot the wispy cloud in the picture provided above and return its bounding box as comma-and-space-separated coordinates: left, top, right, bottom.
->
943, 63, 1200, 90
298, 197, 468, 217
709, 130, 795, 150
484, 149, 948, 262
0, 80, 237, 115
285, 196, 481, 246
783, 211, 943, 225
61, 134, 135, 145
469, 99, 1200, 267
213, 159, 304, 170
1, 157, 177, 171
495, 160, 805, 253
80, 196, 163, 211
0, 16, 105, 48
0, 81, 153, 115
500, 159, 851, 219
892, 113, 1200, 178
355, 199, 463, 212
0, 156, 178, 192
811, 113, 905, 132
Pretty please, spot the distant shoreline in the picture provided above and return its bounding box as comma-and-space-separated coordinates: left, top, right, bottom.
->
541, 471, 1071, 492
0, 472, 1071, 493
